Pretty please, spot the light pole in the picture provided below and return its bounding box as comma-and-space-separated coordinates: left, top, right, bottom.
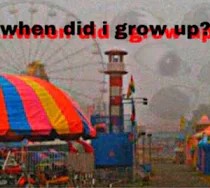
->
122, 97, 148, 105
122, 96, 148, 181
141, 132, 146, 165
147, 133, 152, 164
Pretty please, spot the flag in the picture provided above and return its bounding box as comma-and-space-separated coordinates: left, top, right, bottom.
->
127, 75, 135, 98
180, 116, 186, 131
130, 75, 135, 93
130, 98, 136, 126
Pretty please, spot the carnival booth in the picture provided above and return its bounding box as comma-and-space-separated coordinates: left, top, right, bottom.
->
197, 139, 210, 175
194, 128, 210, 174
195, 115, 210, 133
0, 74, 96, 187
197, 137, 207, 173
192, 115, 210, 172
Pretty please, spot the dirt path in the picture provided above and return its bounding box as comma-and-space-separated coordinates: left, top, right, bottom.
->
147, 162, 210, 187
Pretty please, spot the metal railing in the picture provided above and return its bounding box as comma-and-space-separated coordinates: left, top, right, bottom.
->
0, 149, 96, 187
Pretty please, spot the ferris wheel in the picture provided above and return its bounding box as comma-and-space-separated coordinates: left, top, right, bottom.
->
0, 0, 106, 110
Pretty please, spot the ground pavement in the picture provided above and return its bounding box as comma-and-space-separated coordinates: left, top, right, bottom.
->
147, 162, 210, 187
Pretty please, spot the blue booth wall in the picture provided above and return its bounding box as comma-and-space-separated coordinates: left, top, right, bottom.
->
198, 143, 210, 175
197, 147, 202, 171
92, 133, 133, 167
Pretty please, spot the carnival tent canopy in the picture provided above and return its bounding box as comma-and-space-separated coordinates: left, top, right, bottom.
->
0, 74, 96, 141
194, 115, 210, 138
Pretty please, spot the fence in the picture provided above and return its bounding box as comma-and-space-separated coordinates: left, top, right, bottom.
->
0, 148, 95, 187
68, 153, 94, 173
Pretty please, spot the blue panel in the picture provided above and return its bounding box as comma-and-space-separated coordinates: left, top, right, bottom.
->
91, 114, 109, 125
197, 148, 202, 170
205, 150, 210, 174
111, 116, 123, 126
111, 116, 124, 132
199, 143, 210, 174
0, 140, 28, 148
92, 133, 133, 167
76, 109, 90, 136
0, 76, 31, 134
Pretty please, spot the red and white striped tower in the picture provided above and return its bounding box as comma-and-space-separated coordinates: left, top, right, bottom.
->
104, 49, 128, 133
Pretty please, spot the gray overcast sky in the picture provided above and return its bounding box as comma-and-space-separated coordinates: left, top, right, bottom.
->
1, 0, 210, 132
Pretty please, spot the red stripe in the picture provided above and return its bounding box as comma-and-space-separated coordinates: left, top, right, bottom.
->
110, 76, 122, 86
0, 89, 9, 135
63, 92, 96, 138
27, 76, 83, 134
110, 96, 122, 105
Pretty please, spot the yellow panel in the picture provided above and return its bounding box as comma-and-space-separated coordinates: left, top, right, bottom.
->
18, 77, 70, 135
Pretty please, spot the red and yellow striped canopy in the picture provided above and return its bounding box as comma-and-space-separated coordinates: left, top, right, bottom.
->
0, 74, 96, 141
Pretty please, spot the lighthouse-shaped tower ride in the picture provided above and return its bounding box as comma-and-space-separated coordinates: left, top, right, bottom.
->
104, 49, 128, 133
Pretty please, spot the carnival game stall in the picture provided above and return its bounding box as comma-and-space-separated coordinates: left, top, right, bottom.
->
197, 138, 207, 173
197, 141, 210, 175
192, 115, 210, 170
194, 124, 210, 174
0, 74, 96, 187
184, 115, 210, 169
